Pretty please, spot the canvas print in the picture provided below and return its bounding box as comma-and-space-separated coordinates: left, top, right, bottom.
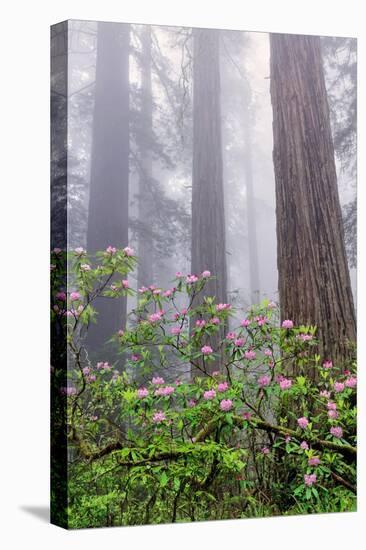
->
50, 20, 357, 529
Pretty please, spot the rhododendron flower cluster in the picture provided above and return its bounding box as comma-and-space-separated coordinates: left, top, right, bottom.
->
220, 399, 233, 412
304, 474, 317, 486
201, 345, 213, 355
297, 417, 309, 429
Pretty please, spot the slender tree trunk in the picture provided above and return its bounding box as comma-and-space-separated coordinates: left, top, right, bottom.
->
137, 26, 154, 289
243, 114, 260, 304
270, 34, 356, 366
191, 29, 227, 374
87, 22, 130, 352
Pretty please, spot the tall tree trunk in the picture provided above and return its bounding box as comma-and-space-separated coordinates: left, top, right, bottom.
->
87, 22, 130, 352
243, 113, 260, 304
137, 26, 154, 289
270, 34, 356, 366
191, 29, 227, 374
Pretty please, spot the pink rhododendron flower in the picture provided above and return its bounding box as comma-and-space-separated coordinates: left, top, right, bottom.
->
242, 412, 252, 420
70, 291, 81, 301
216, 303, 231, 311
175, 271, 183, 277
196, 320, 206, 328
152, 411, 166, 424
86, 374, 96, 383
330, 426, 343, 438
210, 317, 220, 325
212, 370, 220, 377
152, 376, 165, 385
60, 386, 77, 396
163, 289, 173, 297
138, 286, 148, 293
279, 378, 292, 390
264, 349, 272, 357
322, 360, 333, 369
188, 399, 196, 408
56, 291, 66, 301
285, 435, 291, 443
201, 270, 211, 278
118, 329, 124, 337
304, 474, 317, 486
80, 263, 91, 271
123, 246, 134, 256
186, 274, 199, 284
226, 332, 236, 340
256, 315, 268, 327
220, 399, 233, 411
300, 441, 309, 450
96, 361, 111, 370
105, 246, 117, 255
241, 319, 250, 327
308, 457, 320, 466
137, 387, 149, 398
155, 386, 175, 397
261, 447, 270, 455
74, 247, 86, 256
328, 409, 338, 419
122, 280, 129, 289
327, 401, 337, 410
82, 367, 91, 376
258, 375, 270, 387
171, 326, 182, 335
153, 289, 161, 295
297, 333, 313, 342
345, 376, 357, 388
234, 338, 245, 347
282, 319, 294, 329
320, 390, 331, 399
52, 247, 62, 255
149, 311, 163, 323
131, 354, 140, 362
334, 382, 345, 393
217, 382, 229, 392
181, 308, 188, 315
203, 389, 216, 400
201, 345, 213, 355
245, 350, 256, 361
297, 417, 309, 429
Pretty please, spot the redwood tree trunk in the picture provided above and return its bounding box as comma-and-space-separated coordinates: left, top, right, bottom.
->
87, 22, 130, 351
137, 25, 154, 290
270, 33, 356, 366
191, 29, 227, 373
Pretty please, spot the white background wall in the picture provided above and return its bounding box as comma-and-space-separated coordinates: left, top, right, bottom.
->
1, 1, 364, 548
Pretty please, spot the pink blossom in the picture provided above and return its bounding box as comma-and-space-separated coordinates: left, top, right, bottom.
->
188, 399, 196, 408
74, 247, 86, 256
304, 473, 317, 486
201, 345, 213, 355
327, 401, 337, 410
322, 360, 333, 369
163, 289, 173, 297
201, 270, 211, 278
138, 286, 149, 293
155, 386, 175, 397
70, 291, 81, 301
264, 349, 272, 357
131, 354, 140, 362
220, 399, 233, 411
268, 301, 277, 309
96, 361, 111, 370
212, 370, 220, 377
123, 246, 134, 256
297, 333, 313, 342
216, 303, 231, 311
245, 350, 256, 361
328, 409, 338, 419
226, 331, 236, 340
242, 412, 252, 420
234, 338, 245, 347
279, 378, 292, 390
122, 280, 129, 289
149, 311, 163, 323
152, 376, 165, 385
55, 291, 66, 301
171, 326, 182, 336
240, 319, 250, 327
196, 320, 206, 328
181, 308, 188, 315
86, 374, 96, 383
137, 387, 149, 398
217, 382, 229, 393
256, 315, 268, 327
203, 389, 216, 400
210, 317, 220, 325
300, 441, 309, 450
297, 417, 309, 429
285, 435, 291, 443
175, 271, 183, 278
118, 329, 124, 337
90, 415, 98, 421
80, 263, 91, 272
308, 457, 321, 466
153, 289, 161, 295
82, 367, 91, 376
334, 382, 345, 393
282, 319, 294, 329
52, 247, 62, 255
186, 274, 199, 284
330, 426, 343, 438
320, 390, 331, 399
258, 375, 270, 387
261, 447, 270, 455
345, 376, 357, 388
152, 411, 166, 424
105, 246, 117, 255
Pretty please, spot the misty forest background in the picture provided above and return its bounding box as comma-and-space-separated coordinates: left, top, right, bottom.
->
51, 20, 356, 370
